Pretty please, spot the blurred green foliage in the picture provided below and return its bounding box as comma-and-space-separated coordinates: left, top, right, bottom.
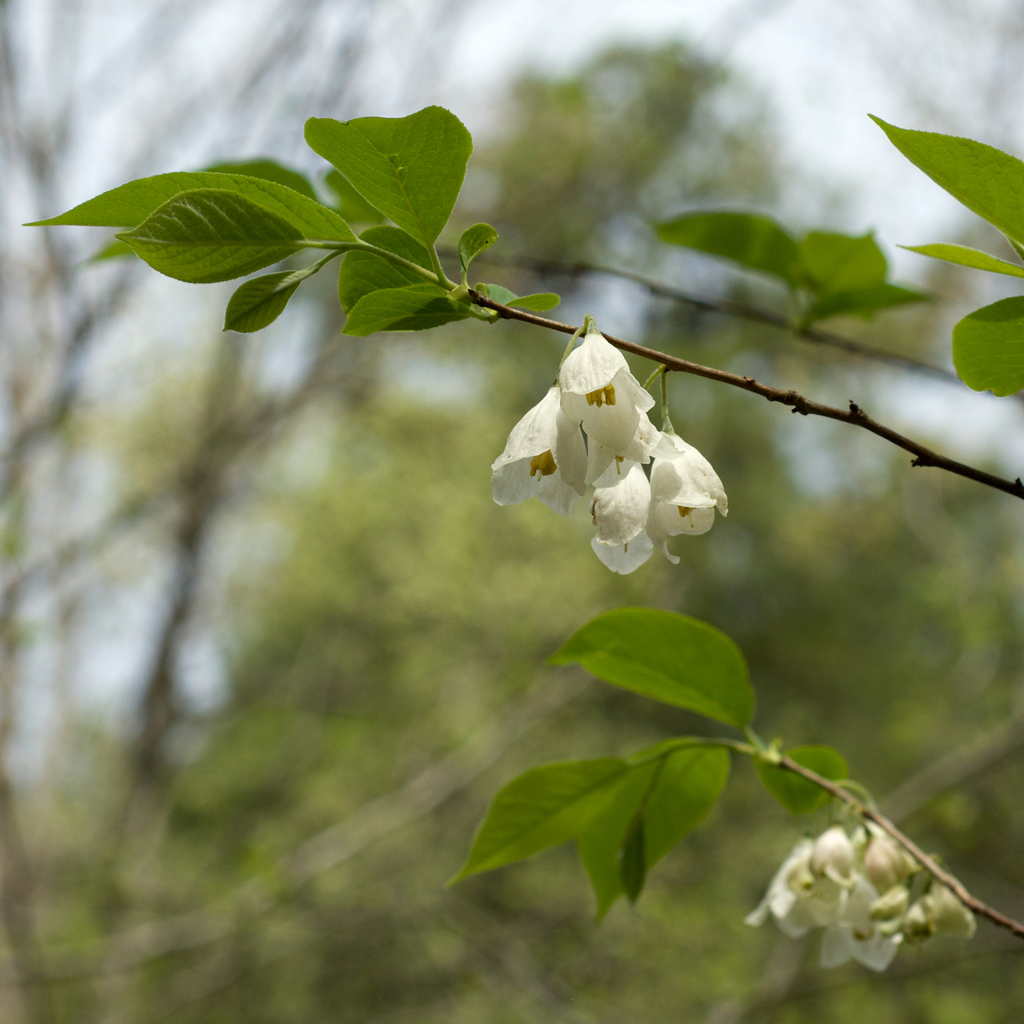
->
31, 41, 1024, 1024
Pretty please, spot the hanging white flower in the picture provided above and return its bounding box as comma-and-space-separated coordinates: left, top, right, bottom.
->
589, 460, 653, 574
744, 838, 846, 937
491, 386, 587, 515
646, 431, 727, 564
820, 875, 902, 972
558, 323, 656, 456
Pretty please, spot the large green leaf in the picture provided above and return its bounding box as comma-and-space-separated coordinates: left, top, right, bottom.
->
902, 242, 1024, 280
324, 169, 385, 224
576, 761, 660, 918
642, 746, 730, 867
458, 223, 497, 277
952, 296, 1024, 396
203, 159, 320, 202
343, 284, 472, 336
804, 283, 929, 324
117, 189, 304, 284
548, 608, 754, 728
656, 211, 801, 287
337, 226, 433, 314
304, 106, 472, 245
451, 758, 629, 880
28, 171, 356, 242
871, 116, 1024, 245
755, 745, 847, 814
797, 231, 887, 292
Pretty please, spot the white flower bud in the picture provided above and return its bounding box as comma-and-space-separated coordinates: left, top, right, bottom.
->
922, 884, 976, 939
863, 832, 913, 893
811, 827, 855, 883
870, 884, 909, 922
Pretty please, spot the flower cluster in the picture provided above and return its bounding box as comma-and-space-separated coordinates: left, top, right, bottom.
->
746, 824, 976, 971
491, 322, 727, 573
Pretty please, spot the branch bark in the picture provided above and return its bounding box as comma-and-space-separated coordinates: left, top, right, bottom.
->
467, 251, 962, 385
470, 293, 1024, 502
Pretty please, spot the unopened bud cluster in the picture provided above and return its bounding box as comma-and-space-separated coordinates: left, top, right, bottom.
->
746, 823, 975, 971
490, 321, 726, 573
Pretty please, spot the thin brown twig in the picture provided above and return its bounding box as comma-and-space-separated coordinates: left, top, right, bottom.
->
465, 251, 962, 385
775, 753, 1024, 940
469, 292, 1024, 502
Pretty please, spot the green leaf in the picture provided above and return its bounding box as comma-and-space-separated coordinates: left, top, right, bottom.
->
803, 283, 929, 324
576, 760, 659, 919
304, 106, 472, 245
337, 226, 433, 314
952, 296, 1024, 396
901, 242, 1024, 280
642, 746, 730, 868
116, 189, 305, 284
656, 211, 801, 287
797, 231, 887, 292
618, 822, 646, 903
475, 283, 560, 312
458, 223, 497, 277
203, 159, 319, 202
223, 256, 336, 333
343, 284, 472, 336
1009, 237, 1024, 262
756, 745, 848, 814
324, 170, 385, 224
548, 608, 754, 728
28, 171, 356, 242
871, 116, 1024, 246
451, 758, 629, 881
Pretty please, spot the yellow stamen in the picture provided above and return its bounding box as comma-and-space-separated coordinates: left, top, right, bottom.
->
677, 505, 694, 518
585, 384, 616, 407
529, 450, 557, 477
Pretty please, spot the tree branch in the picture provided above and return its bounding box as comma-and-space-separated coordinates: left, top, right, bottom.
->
469, 292, 1024, 502
467, 251, 964, 385
775, 753, 1024, 940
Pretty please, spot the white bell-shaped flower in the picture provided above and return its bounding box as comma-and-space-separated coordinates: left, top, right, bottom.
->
646, 431, 728, 564
589, 460, 653, 574
745, 839, 845, 937
558, 324, 655, 455
491, 386, 587, 515
820, 875, 901, 972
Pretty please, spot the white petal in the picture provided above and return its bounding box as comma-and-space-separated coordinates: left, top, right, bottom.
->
590, 530, 653, 574
585, 442, 618, 486
646, 501, 679, 564
491, 388, 561, 469
591, 462, 650, 545
558, 329, 628, 394
554, 408, 587, 495
492, 458, 538, 507
537, 472, 581, 516
614, 409, 661, 464
851, 933, 901, 972
820, 925, 855, 968
580, 390, 642, 453
673, 505, 716, 536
